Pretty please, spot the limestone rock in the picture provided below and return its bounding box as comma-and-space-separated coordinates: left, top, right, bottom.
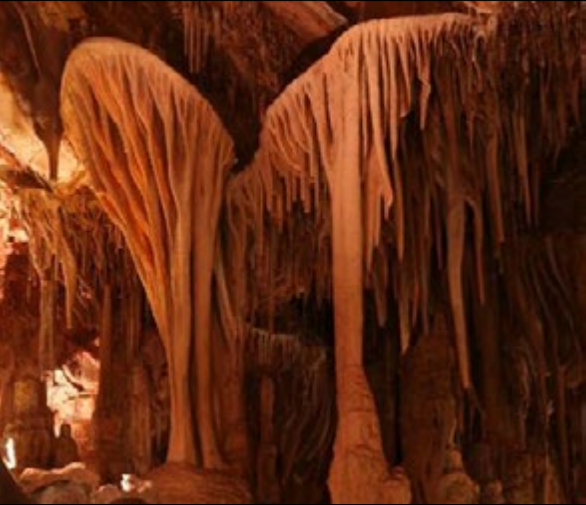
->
147, 464, 251, 504
19, 463, 99, 495
33, 481, 90, 504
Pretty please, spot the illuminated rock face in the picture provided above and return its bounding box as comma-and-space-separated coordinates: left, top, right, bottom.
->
46, 351, 99, 461
0, 189, 27, 303
4, 437, 16, 470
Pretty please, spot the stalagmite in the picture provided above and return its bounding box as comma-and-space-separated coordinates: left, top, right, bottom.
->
61, 39, 235, 468
37, 264, 57, 372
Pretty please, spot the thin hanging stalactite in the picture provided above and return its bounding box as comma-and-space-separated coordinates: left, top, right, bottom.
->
37, 258, 57, 373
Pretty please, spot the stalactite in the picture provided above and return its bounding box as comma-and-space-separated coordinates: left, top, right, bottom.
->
12, 3, 42, 76
181, 1, 215, 75
61, 38, 235, 469
246, 327, 327, 375
37, 258, 57, 372
246, 327, 335, 499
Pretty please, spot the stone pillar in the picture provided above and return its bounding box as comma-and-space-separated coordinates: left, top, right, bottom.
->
256, 376, 279, 504
4, 378, 53, 470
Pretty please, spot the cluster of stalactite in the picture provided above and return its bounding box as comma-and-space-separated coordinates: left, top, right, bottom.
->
177, 0, 299, 108
224, 3, 580, 502
246, 328, 336, 503
226, 3, 580, 389
18, 186, 78, 371
17, 180, 139, 364
487, 137, 586, 501
17, 179, 155, 479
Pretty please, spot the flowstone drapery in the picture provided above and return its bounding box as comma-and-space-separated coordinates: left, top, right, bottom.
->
61, 39, 236, 467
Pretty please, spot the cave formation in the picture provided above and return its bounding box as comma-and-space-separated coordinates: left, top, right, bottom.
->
0, 1, 584, 504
